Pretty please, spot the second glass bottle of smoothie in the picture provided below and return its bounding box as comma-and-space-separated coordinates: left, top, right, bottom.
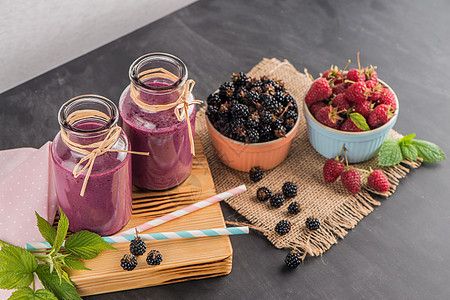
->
119, 53, 196, 190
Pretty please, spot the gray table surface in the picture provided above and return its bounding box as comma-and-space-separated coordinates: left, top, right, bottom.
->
1, 0, 450, 299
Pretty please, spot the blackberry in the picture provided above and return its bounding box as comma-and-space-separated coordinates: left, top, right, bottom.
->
231, 103, 249, 119
246, 117, 260, 129
274, 220, 291, 235
259, 125, 273, 142
146, 250, 163, 265
287, 202, 301, 215
261, 94, 279, 111
282, 182, 298, 198
270, 193, 285, 208
206, 93, 221, 107
246, 128, 260, 143
129, 234, 146, 256
206, 106, 219, 123
274, 91, 286, 104
231, 72, 249, 87
219, 82, 235, 100
249, 166, 263, 182
284, 110, 297, 130
245, 90, 259, 103
305, 217, 320, 230
121, 254, 137, 271
256, 187, 271, 201
284, 251, 302, 268
260, 111, 274, 125
272, 121, 286, 138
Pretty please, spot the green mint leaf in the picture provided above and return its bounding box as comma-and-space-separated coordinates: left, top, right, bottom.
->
51, 208, 69, 256
64, 255, 91, 271
400, 133, 416, 143
349, 113, 370, 131
35, 212, 57, 247
9, 287, 58, 300
0, 240, 37, 290
378, 138, 403, 166
65, 230, 116, 260
35, 264, 81, 300
411, 139, 446, 162
400, 143, 418, 161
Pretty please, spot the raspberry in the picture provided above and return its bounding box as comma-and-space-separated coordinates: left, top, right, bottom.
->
121, 254, 137, 271
341, 169, 361, 194
332, 93, 352, 112
274, 220, 291, 235
340, 118, 363, 132
285, 251, 302, 268
364, 67, 378, 82
256, 187, 271, 201
270, 193, 285, 208
309, 101, 327, 117
146, 250, 163, 265
333, 82, 348, 94
305, 217, 320, 230
315, 105, 342, 129
282, 182, 297, 198
368, 104, 392, 129
129, 235, 146, 256
305, 78, 332, 104
368, 170, 390, 192
249, 166, 263, 182
288, 202, 301, 215
365, 79, 378, 90
354, 100, 372, 119
345, 81, 368, 104
379, 88, 396, 110
323, 157, 345, 182
346, 68, 365, 82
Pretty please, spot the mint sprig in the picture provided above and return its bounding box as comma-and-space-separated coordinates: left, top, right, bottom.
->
0, 208, 117, 299
378, 133, 446, 166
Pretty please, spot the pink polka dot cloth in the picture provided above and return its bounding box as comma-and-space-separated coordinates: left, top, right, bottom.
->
0, 142, 57, 298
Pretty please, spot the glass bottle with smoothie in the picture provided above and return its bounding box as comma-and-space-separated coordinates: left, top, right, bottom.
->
119, 53, 197, 190
51, 95, 132, 236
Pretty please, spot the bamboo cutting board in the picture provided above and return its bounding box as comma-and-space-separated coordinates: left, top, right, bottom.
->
68, 135, 233, 297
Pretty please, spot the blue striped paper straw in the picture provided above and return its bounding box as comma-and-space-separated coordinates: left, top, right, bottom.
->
25, 227, 249, 250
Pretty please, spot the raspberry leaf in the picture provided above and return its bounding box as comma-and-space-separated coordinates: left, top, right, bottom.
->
400, 143, 418, 161
64, 254, 91, 271
35, 212, 57, 247
64, 230, 116, 260
9, 287, 58, 300
0, 240, 37, 290
349, 113, 370, 131
50, 208, 69, 256
36, 264, 81, 300
378, 138, 403, 166
411, 139, 446, 162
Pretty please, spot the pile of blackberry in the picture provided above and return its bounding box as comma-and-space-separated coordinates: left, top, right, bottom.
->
206, 73, 298, 143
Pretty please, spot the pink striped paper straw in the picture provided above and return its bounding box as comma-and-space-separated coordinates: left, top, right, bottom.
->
115, 184, 247, 236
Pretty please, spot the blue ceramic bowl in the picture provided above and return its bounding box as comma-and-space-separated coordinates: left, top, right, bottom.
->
303, 79, 399, 163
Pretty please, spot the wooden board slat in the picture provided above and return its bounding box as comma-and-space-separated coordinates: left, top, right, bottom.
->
68, 135, 232, 297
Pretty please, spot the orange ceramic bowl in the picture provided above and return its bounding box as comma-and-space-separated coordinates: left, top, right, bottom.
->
205, 105, 301, 172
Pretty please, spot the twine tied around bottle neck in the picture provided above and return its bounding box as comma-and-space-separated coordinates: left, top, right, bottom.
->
129, 68, 203, 156
60, 109, 149, 197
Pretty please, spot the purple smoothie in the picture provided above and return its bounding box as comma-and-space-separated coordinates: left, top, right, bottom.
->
119, 80, 196, 190
51, 122, 132, 236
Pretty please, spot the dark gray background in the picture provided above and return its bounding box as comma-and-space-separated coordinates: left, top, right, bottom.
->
1, 0, 449, 299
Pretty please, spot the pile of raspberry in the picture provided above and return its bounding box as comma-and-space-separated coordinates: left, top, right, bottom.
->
206, 73, 298, 143
305, 60, 397, 132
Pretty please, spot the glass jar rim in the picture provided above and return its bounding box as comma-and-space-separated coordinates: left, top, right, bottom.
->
58, 94, 118, 133
129, 52, 188, 92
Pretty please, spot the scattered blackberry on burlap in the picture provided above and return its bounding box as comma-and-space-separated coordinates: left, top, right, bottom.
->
270, 193, 285, 208
275, 220, 291, 235
287, 202, 300, 215
305, 217, 320, 230
249, 166, 263, 182
121, 254, 137, 271
284, 251, 302, 268
256, 187, 271, 201
146, 250, 163, 265
282, 182, 297, 198
130, 230, 146, 256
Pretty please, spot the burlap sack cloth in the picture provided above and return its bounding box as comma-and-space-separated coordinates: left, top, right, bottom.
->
196, 58, 421, 259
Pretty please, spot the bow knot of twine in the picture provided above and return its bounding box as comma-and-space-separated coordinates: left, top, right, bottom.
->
61, 110, 148, 197
130, 68, 203, 155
